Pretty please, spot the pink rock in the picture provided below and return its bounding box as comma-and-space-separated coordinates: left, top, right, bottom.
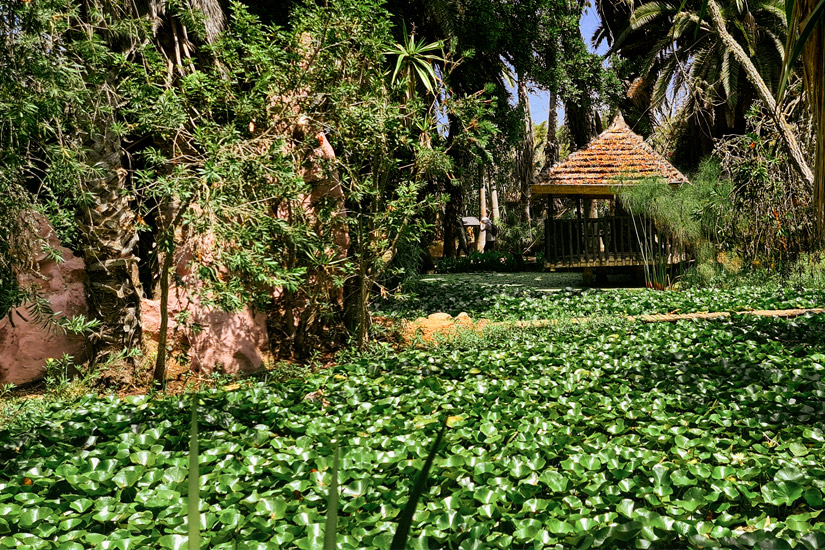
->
0, 218, 89, 386
188, 303, 269, 374
140, 257, 270, 375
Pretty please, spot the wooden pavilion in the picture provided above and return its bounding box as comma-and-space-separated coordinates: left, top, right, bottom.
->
532, 112, 689, 271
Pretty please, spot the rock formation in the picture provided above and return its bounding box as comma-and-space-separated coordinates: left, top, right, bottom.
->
0, 220, 89, 385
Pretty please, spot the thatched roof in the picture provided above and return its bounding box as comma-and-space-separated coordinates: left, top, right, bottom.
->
532, 112, 688, 197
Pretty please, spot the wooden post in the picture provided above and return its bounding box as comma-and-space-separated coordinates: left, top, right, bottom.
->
478, 179, 487, 252
546, 197, 555, 264
490, 169, 500, 222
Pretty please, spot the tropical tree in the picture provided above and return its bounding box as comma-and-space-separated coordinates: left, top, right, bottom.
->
628, 0, 785, 111
0, 0, 146, 370
515, 77, 535, 223
779, 0, 825, 240
387, 25, 444, 101
57, 0, 224, 374
622, 0, 813, 184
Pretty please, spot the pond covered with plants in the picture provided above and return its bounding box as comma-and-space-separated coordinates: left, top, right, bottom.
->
375, 273, 825, 321
2, 282, 825, 548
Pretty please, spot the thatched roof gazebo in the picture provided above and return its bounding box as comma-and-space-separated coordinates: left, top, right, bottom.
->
531, 112, 689, 270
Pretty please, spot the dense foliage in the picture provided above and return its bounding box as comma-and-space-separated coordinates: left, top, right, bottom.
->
2, 0, 825, 547
2, 0, 822, 370
0, 0, 507, 362
3, 289, 825, 548
618, 113, 816, 277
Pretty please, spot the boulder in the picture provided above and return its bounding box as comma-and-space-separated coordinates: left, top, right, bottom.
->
0, 220, 89, 386
140, 286, 270, 375
403, 311, 484, 345
141, 234, 271, 375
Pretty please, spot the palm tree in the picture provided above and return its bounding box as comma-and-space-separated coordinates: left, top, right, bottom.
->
77, 0, 224, 373
779, 0, 824, 239
622, 0, 812, 184
516, 76, 535, 223
630, 0, 784, 112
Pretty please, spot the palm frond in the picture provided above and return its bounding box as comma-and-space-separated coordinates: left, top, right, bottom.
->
592, 22, 611, 50
691, 42, 723, 91
753, 43, 783, 92
721, 49, 739, 106
762, 28, 786, 60
422, 0, 457, 39
652, 57, 678, 110
630, 1, 678, 30
751, 0, 787, 24
669, 12, 696, 40
641, 35, 680, 75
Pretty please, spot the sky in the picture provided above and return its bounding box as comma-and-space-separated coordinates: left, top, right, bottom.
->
528, 5, 607, 127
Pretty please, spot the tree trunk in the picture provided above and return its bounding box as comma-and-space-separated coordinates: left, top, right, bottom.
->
152, 201, 189, 385
490, 176, 500, 221
79, 115, 142, 368
565, 98, 597, 151
343, 258, 370, 350
706, 0, 814, 186
564, 79, 599, 253
542, 90, 560, 170
565, 99, 597, 236
152, 237, 174, 385
797, 0, 825, 241
516, 78, 534, 223
443, 180, 462, 258
442, 116, 464, 258
342, 217, 370, 349
457, 218, 469, 255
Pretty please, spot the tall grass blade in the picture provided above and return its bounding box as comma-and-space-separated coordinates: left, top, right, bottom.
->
695, 0, 709, 39
188, 393, 200, 549
391, 417, 448, 548
323, 445, 340, 550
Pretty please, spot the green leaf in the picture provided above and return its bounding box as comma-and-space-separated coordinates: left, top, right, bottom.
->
473, 487, 500, 505
70, 498, 94, 513
540, 470, 568, 492
788, 441, 809, 457
391, 416, 447, 548
130, 451, 156, 467
804, 487, 823, 507
112, 467, 143, 489
157, 534, 188, 550
775, 466, 805, 482
676, 487, 707, 512
580, 455, 602, 471
513, 518, 542, 541
617, 498, 635, 519
324, 445, 339, 550
712, 466, 735, 480
761, 481, 803, 506
546, 518, 574, 534
255, 498, 287, 520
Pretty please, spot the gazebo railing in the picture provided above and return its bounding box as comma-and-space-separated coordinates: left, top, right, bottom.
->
544, 216, 685, 268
